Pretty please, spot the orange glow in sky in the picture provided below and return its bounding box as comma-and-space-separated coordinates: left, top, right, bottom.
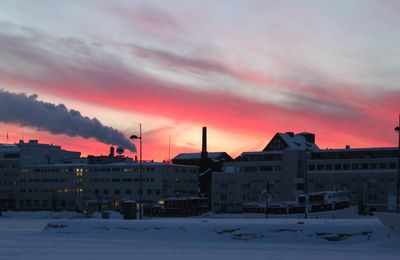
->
0, 1, 399, 160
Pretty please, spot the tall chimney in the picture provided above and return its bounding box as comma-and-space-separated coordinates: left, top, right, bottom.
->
109, 146, 115, 157
201, 127, 208, 164
202, 127, 207, 153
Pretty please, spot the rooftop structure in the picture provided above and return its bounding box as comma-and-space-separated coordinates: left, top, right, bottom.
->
263, 132, 319, 151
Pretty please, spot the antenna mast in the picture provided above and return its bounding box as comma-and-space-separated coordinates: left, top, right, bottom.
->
168, 134, 171, 163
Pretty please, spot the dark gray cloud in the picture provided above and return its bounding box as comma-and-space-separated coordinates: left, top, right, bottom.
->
0, 90, 136, 152
0, 21, 370, 121
125, 43, 232, 75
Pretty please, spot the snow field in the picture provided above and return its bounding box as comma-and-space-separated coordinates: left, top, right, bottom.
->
0, 211, 399, 260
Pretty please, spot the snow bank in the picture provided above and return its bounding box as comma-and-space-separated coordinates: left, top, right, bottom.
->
43, 218, 399, 245
2, 214, 400, 260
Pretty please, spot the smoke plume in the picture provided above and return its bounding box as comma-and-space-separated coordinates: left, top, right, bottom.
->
0, 90, 136, 153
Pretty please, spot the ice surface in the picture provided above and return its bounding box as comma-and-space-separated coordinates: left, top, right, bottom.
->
0, 211, 399, 260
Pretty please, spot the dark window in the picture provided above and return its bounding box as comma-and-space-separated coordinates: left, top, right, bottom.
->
260, 166, 273, 172
4, 153, 19, 159
296, 183, 304, 190
244, 166, 257, 172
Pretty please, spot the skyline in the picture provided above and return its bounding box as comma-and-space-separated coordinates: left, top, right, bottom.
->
0, 0, 399, 161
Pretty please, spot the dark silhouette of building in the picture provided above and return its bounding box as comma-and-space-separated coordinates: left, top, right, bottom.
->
172, 127, 233, 206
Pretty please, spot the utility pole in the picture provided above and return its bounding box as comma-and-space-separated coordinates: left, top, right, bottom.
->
304, 149, 309, 219
395, 114, 400, 213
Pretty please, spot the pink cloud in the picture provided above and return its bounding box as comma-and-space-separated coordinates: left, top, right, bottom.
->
0, 22, 399, 161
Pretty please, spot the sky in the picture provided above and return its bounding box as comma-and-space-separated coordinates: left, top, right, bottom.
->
0, 0, 399, 161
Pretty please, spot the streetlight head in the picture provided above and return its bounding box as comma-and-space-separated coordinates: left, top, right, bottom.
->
130, 135, 141, 139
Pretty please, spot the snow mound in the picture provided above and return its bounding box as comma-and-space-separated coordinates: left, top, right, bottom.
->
43, 218, 399, 244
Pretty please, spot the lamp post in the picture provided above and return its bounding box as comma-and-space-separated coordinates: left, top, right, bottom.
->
263, 181, 273, 219
130, 123, 142, 219
304, 147, 311, 219
395, 114, 400, 213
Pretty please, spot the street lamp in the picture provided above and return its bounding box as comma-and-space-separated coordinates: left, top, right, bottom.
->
130, 123, 142, 219
395, 114, 400, 213
262, 181, 273, 219
304, 146, 311, 219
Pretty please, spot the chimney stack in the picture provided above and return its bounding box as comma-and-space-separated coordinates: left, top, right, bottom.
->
201, 127, 208, 168
109, 146, 115, 157
202, 127, 207, 153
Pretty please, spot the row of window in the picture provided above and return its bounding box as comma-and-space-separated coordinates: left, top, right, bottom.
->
0, 172, 18, 177
0, 164, 18, 168
19, 188, 162, 196
311, 150, 398, 160
19, 199, 75, 208
20, 178, 74, 183
242, 165, 282, 173
18, 178, 164, 183
0, 181, 17, 185
88, 178, 156, 183
240, 154, 283, 162
308, 162, 397, 171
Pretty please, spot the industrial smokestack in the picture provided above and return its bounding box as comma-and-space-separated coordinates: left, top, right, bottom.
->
202, 126, 207, 154
0, 90, 136, 152
109, 146, 115, 157
201, 126, 208, 164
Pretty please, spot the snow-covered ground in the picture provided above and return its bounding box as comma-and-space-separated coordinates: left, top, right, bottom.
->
1, 211, 400, 260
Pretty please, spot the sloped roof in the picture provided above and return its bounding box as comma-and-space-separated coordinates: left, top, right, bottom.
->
173, 152, 231, 160
279, 133, 318, 150
263, 132, 319, 151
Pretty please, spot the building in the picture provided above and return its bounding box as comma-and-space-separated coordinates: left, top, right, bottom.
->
212, 132, 399, 213
0, 140, 198, 211
0, 144, 19, 209
172, 127, 232, 205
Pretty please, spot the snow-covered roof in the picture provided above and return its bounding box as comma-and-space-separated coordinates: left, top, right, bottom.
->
173, 152, 229, 160
0, 144, 19, 152
315, 147, 397, 153
20, 161, 198, 168
263, 132, 319, 151
278, 132, 319, 150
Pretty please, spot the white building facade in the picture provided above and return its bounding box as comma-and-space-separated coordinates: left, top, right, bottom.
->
0, 140, 198, 211
212, 132, 399, 213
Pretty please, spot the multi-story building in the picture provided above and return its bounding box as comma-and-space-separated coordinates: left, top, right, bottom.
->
0, 140, 198, 211
308, 147, 398, 209
0, 144, 20, 209
212, 132, 399, 213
